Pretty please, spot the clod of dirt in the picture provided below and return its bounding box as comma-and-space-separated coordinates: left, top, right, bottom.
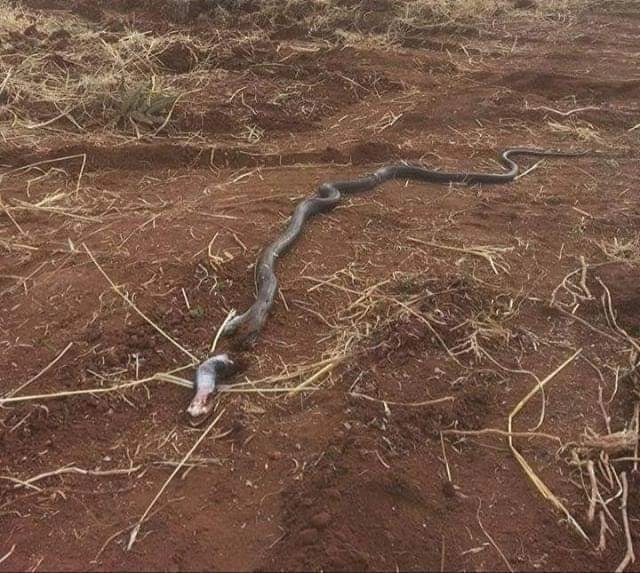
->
156, 41, 199, 73
595, 264, 640, 335
511, 0, 537, 9
326, 548, 371, 570
179, 107, 239, 134
47, 28, 71, 49
360, 0, 393, 11
442, 480, 456, 498
85, 324, 102, 343
23, 24, 41, 37
165, 0, 248, 22
310, 511, 331, 529
349, 141, 400, 164
298, 528, 319, 546
72, 1, 104, 21
104, 18, 127, 33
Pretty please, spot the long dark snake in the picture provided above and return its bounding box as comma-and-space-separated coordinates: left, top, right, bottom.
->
187, 147, 585, 416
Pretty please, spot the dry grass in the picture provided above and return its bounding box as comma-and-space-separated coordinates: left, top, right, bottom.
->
127, 407, 225, 550
507, 348, 589, 541
597, 235, 640, 265
300, 247, 637, 554
0, 1, 634, 569
548, 119, 605, 144
0, 1, 216, 135
0, 0, 588, 146
214, 0, 586, 48
391, 0, 510, 32
303, 262, 525, 369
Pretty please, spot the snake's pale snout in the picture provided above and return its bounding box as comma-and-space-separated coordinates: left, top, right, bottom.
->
187, 393, 214, 417
188, 353, 234, 417
187, 398, 206, 417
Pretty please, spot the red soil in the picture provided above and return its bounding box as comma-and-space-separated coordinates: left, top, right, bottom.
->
1, 1, 639, 571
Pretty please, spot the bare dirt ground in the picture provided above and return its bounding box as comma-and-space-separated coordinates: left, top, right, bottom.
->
1, 0, 639, 570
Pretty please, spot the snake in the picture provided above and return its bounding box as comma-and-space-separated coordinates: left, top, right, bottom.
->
187, 147, 585, 416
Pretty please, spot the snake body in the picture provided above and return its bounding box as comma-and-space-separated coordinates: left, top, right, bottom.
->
188, 147, 584, 416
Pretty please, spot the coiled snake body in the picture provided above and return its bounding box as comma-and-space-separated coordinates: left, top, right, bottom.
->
188, 147, 584, 416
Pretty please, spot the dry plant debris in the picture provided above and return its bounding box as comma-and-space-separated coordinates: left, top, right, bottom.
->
0, 0, 638, 571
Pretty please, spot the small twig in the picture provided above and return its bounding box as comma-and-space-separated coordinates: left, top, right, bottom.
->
288, 357, 344, 396
0, 154, 86, 182
598, 278, 640, 354
4, 342, 74, 398
407, 237, 512, 274
151, 92, 191, 136
0, 367, 192, 406
553, 305, 620, 343
525, 103, 601, 117
479, 349, 547, 432
3, 465, 141, 489
0, 239, 37, 252
586, 460, 599, 523
14, 199, 99, 222
597, 510, 612, 552
584, 458, 618, 524
387, 297, 464, 366
219, 386, 318, 394
580, 429, 637, 455
232, 356, 348, 388
597, 385, 612, 435
442, 428, 562, 445
83, 243, 197, 362
0, 67, 12, 95
615, 472, 635, 572
351, 392, 454, 408
0, 476, 43, 491
53, 101, 84, 131
551, 266, 592, 308
0, 194, 26, 236
477, 500, 513, 572
578, 256, 593, 299
92, 526, 128, 564
209, 309, 236, 354
440, 433, 452, 483
151, 457, 222, 470
0, 544, 16, 565
514, 159, 544, 181
24, 107, 78, 130
374, 450, 391, 469
181, 288, 190, 311
117, 213, 161, 249
508, 349, 588, 541
634, 402, 639, 473
127, 408, 225, 550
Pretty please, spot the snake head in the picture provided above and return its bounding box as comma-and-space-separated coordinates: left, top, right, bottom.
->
188, 354, 233, 417
187, 391, 214, 417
